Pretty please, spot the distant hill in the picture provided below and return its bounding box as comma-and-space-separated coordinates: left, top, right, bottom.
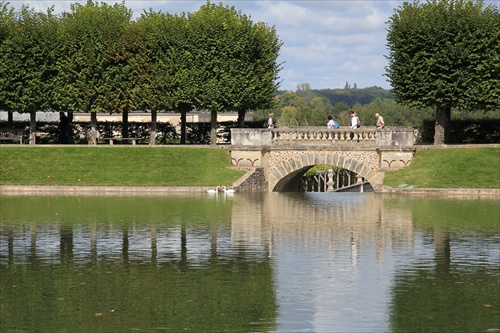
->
279, 86, 394, 107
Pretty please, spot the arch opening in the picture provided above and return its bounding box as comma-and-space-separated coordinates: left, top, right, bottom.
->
268, 151, 380, 193
272, 164, 372, 192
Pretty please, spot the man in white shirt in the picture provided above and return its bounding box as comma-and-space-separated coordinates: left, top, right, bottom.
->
375, 113, 385, 129
350, 110, 359, 141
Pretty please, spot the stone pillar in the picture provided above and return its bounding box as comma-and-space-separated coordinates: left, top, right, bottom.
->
357, 176, 364, 193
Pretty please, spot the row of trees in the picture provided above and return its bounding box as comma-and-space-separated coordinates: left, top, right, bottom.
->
0, 0, 282, 144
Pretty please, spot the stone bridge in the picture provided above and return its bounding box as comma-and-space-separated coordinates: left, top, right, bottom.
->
230, 126, 416, 192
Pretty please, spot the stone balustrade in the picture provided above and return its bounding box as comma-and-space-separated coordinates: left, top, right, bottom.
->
231, 127, 415, 149
271, 126, 377, 146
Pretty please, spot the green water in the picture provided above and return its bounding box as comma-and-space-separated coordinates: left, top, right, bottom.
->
0, 193, 498, 332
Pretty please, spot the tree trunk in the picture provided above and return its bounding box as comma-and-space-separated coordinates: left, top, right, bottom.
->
122, 109, 129, 139
180, 108, 187, 144
7, 111, 13, 124
434, 106, 451, 145
90, 111, 97, 145
210, 109, 218, 146
29, 110, 36, 145
150, 109, 157, 145
59, 225, 73, 263
67, 112, 74, 144
58, 112, 69, 144
434, 227, 451, 275
237, 109, 246, 128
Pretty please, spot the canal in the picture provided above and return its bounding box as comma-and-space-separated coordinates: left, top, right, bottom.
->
0, 192, 498, 332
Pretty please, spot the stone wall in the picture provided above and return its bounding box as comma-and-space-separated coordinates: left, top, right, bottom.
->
232, 167, 267, 192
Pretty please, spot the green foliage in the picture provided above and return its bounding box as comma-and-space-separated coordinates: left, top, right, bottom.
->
267, 90, 438, 128
355, 98, 434, 127
0, 4, 60, 113
57, 1, 133, 113
0, 0, 281, 129
187, 2, 282, 115
385, 0, 500, 113
383, 148, 500, 188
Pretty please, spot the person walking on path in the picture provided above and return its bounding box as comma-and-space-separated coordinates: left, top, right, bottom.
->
375, 113, 385, 129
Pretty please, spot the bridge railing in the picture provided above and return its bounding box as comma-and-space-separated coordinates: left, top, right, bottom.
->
230, 127, 415, 149
271, 126, 377, 146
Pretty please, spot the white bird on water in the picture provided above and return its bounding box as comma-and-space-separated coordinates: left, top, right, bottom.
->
206, 186, 221, 194
224, 187, 236, 194
206, 186, 235, 194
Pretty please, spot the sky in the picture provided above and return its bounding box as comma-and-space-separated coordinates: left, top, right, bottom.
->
7, 0, 500, 92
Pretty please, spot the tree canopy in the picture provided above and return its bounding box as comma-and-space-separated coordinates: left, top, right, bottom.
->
385, 0, 500, 144
0, 0, 282, 145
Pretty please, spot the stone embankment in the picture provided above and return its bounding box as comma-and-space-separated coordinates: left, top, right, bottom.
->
1, 183, 499, 197
376, 185, 500, 197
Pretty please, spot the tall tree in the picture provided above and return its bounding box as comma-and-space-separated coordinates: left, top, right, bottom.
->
386, 0, 500, 144
165, 12, 196, 144
0, 1, 15, 123
188, 2, 282, 144
233, 20, 282, 128
0, 4, 60, 144
134, 11, 183, 145
58, 1, 132, 144
101, 21, 143, 141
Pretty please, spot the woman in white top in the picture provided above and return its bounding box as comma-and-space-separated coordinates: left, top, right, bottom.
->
327, 115, 335, 129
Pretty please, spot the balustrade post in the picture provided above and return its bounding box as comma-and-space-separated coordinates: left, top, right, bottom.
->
327, 167, 334, 192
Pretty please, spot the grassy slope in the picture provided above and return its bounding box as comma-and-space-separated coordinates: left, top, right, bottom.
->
1, 146, 499, 189
383, 148, 500, 189
0, 146, 246, 186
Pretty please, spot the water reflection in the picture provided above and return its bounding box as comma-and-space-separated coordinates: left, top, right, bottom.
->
0, 193, 498, 332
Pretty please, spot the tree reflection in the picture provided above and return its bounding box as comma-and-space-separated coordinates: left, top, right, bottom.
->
389, 198, 499, 332
0, 195, 277, 332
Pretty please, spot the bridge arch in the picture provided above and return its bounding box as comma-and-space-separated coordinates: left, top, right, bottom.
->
268, 150, 382, 192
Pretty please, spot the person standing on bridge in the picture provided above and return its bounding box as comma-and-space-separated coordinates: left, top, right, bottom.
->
349, 110, 360, 142
375, 113, 385, 129
327, 115, 335, 129
266, 113, 275, 128
327, 115, 338, 143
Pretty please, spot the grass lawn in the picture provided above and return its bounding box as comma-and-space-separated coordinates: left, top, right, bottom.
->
1, 146, 499, 189
0, 146, 246, 186
383, 147, 500, 189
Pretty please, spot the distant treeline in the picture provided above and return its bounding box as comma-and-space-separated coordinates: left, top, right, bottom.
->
292, 86, 394, 107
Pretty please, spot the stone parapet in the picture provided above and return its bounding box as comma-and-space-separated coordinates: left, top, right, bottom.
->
376, 127, 415, 148
231, 128, 273, 146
